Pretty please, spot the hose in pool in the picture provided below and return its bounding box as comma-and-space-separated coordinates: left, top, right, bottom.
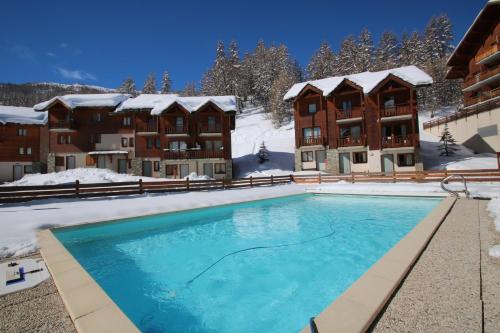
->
186, 224, 336, 285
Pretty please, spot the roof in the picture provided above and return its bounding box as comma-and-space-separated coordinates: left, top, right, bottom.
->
116, 94, 238, 115
446, 0, 500, 74
0, 105, 48, 125
284, 65, 433, 100
33, 93, 130, 111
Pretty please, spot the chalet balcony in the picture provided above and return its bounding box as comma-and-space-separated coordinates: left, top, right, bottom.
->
50, 120, 74, 130
464, 87, 500, 108
301, 137, 324, 146
136, 123, 158, 133
381, 104, 413, 118
381, 134, 414, 148
164, 150, 224, 160
463, 66, 500, 92
165, 125, 189, 135
337, 135, 366, 147
199, 124, 222, 134
336, 107, 363, 120
475, 44, 499, 65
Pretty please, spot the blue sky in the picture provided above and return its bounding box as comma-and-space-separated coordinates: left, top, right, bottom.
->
0, 0, 484, 91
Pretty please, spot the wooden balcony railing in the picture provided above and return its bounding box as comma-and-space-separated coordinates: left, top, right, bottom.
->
136, 123, 158, 133
464, 87, 500, 107
199, 124, 222, 133
337, 135, 366, 147
475, 43, 498, 64
164, 150, 224, 159
336, 107, 364, 120
463, 66, 500, 90
301, 137, 324, 146
165, 125, 188, 134
50, 120, 73, 129
381, 104, 413, 118
381, 134, 414, 148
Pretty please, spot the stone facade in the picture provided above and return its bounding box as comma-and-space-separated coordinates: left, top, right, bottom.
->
47, 154, 56, 173
131, 158, 143, 176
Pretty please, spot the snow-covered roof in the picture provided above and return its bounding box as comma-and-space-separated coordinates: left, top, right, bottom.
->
0, 105, 48, 125
88, 150, 129, 155
116, 94, 238, 115
33, 93, 130, 111
284, 65, 433, 100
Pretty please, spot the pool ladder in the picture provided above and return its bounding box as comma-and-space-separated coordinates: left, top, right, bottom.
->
440, 174, 471, 199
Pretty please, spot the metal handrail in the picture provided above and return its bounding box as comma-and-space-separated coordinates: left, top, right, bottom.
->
440, 174, 471, 199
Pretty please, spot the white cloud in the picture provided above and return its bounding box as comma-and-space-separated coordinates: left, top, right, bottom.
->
55, 66, 96, 81
47, 52, 56, 57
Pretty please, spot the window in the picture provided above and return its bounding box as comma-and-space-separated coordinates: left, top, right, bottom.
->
147, 137, 153, 149
24, 165, 33, 174
208, 116, 216, 127
121, 137, 128, 147
176, 116, 184, 129
166, 164, 178, 176
93, 113, 102, 123
350, 126, 361, 139
17, 128, 27, 136
397, 153, 415, 167
18, 147, 25, 155
353, 152, 367, 164
301, 151, 314, 162
204, 140, 222, 151
308, 103, 317, 113
342, 100, 352, 111
67, 135, 72, 144
156, 137, 161, 149
303, 127, 321, 139
169, 141, 187, 151
129, 138, 134, 147
58, 135, 66, 144
123, 116, 132, 127
153, 161, 160, 172
214, 163, 226, 174
55, 156, 65, 167
384, 96, 395, 108
26, 147, 32, 156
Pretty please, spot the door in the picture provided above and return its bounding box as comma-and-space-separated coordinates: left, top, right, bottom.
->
339, 153, 351, 174
315, 150, 326, 171
203, 163, 214, 178
13, 165, 24, 181
142, 161, 153, 177
179, 164, 190, 178
118, 159, 127, 174
66, 156, 76, 170
97, 155, 106, 169
381, 154, 394, 174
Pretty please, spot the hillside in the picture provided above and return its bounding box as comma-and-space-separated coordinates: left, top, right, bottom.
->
0, 82, 115, 107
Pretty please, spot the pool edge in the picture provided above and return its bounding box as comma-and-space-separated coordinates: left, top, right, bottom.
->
300, 196, 457, 333
38, 230, 140, 333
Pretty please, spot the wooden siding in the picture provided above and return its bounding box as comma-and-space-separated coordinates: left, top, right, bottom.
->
0, 124, 42, 162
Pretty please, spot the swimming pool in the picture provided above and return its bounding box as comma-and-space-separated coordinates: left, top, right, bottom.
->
54, 194, 441, 332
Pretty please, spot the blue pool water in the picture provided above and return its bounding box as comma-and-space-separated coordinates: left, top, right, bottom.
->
54, 194, 441, 333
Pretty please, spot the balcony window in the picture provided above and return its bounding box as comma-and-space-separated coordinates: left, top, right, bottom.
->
208, 116, 216, 127
397, 153, 415, 167
156, 137, 161, 149
308, 103, 317, 113
384, 96, 395, 109
215, 163, 226, 174
27, 147, 32, 155
18, 147, 25, 155
176, 117, 184, 129
303, 127, 321, 139
17, 128, 27, 136
301, 151, 314, 162
147, 137, 153, 149
121, 137, 128, 147
342, 100, 352, 111
353, 152, 367, 164
205, 140, 222, 151
169, 141, 187, 151
58, 135, 66, 144
123, 116, 132, 127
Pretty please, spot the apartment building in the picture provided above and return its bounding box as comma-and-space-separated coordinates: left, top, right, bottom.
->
284, 65, 433, 174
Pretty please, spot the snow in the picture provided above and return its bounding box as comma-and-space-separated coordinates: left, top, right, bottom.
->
489, 245, 500, 258
87, 150, 128, 155
1, 168, 163, 186
488, 197, 500, 232
284, 65, 432, 100
116, 94, 238, 115
33, 93, 130, 111
232, 106, 295, 178
183, 172, 213, 180
0, 105, 47, 125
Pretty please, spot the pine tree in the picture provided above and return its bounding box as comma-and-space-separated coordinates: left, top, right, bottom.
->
424, 15, 454, 62
400, 31, 426, 67
182, 81, 197, 96
356, 28, 374, 72
438, 124, 458, 156
338, 35, 358, 74
306, 42, 338, 79
201, 41, 232, 96
142, 73, 157, 94
268, 69, 297, 127
373, 31, 400, 71
160, 71, 172, 94
117, 77, 137, 96
257, 141, 270, 163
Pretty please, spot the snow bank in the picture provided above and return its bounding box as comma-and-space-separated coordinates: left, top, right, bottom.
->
2, 168, 163, 186
183, 172, 213, 180
0, 105, 47, 125
284, 65, 432, 100
489, 245, 500, 259
116, 94, 238, 115
34, 93, 130, 111
487, 197, 500, 232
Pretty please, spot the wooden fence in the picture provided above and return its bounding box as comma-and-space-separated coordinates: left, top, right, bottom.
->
292, 169, 500, 184
0, 175, 293, 204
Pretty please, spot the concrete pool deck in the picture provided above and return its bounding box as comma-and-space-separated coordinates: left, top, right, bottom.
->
1, 196, 499, 332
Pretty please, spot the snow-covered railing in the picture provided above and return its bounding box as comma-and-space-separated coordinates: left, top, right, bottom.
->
0, 175, 293, 204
